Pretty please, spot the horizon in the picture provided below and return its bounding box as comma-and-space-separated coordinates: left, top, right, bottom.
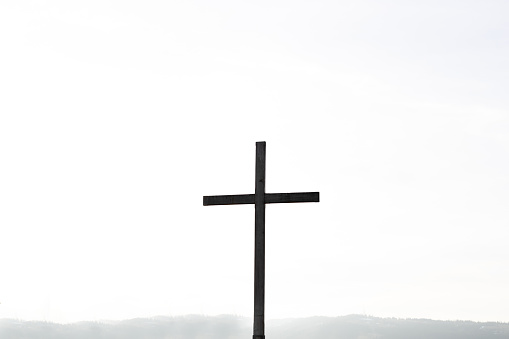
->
2, 313, 509, 325
4, 315, 509, 339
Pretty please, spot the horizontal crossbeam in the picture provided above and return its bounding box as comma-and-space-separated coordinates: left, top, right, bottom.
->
203, 192, 319, 206
204, 194, 254, 205
266, 192, 319, 204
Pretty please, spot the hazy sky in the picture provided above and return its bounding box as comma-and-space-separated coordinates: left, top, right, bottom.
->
1, 0, 508, 324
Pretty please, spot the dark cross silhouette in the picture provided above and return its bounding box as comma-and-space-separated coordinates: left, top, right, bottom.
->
203, 141, 319, 339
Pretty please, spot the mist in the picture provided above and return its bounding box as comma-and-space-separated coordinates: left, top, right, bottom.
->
2, 315, 509, 339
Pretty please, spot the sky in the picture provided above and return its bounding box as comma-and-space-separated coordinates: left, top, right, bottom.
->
1, 0, 508, 324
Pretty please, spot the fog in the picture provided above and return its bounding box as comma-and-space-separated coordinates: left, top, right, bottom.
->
2, 315, 509, 339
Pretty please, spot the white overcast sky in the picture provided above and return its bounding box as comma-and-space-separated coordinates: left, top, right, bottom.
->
1, 0, 508, 324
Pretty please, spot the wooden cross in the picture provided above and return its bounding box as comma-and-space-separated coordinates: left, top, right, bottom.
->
203, 141, 319, 339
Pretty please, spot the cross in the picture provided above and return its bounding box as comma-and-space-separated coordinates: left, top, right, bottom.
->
203, 141, 319, 339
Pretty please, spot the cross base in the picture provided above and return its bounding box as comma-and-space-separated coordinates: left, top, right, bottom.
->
253, 336, 265, 339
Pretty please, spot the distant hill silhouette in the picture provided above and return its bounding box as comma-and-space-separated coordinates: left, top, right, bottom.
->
1, 314, 508, 339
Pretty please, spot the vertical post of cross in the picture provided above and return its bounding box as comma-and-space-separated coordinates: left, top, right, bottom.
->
253, 141, 266, 339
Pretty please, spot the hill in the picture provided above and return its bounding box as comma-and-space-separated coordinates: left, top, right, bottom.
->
1, 314, 508, 339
